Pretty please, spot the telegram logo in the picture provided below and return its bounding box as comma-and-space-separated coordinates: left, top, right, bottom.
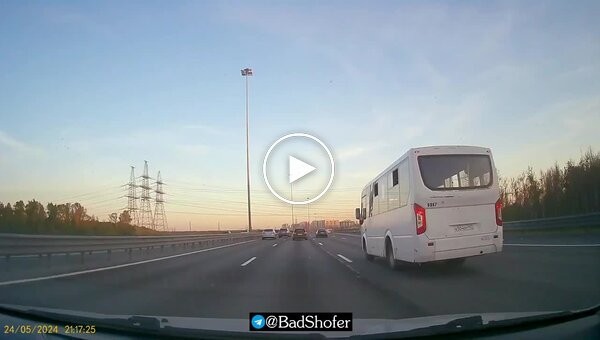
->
263, 133, 335, 205
251, 314, 265, 329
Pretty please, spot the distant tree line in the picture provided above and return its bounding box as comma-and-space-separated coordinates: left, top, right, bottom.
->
2, 149, 598, 234
500, 148, 600, 221
0, 201, 161, 235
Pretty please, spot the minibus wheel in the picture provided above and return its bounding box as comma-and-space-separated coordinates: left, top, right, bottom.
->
363, 239, 374, 261
385, 239, 398, 270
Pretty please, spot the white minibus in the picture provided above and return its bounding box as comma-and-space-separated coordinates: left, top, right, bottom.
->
355, 145, 503, 268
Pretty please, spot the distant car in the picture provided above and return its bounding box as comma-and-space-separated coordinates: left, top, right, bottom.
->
278, 228, 290, 238
292, 228, 307, 240
316, 228, 328, 238
262, 229, 277, 240
326, 228, 333, 234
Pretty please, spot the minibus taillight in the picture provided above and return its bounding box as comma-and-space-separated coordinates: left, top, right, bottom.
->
495, 198, 503, 226
414, 204, 427, 235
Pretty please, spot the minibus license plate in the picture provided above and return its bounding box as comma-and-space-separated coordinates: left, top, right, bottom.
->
453, 224, 475, 232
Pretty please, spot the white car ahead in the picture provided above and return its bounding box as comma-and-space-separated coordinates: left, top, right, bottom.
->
261, 229, 277, 240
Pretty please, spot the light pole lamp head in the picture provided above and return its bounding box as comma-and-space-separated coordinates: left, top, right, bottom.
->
241, 68, 253, 76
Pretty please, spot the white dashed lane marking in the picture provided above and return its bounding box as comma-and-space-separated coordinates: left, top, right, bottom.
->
241, 257, 257, 267
337, 254, 353, 263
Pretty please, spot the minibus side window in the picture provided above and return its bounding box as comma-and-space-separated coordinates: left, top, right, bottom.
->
388, 168, 400, 210
369, 186, 374, 217
373, 182, 379, 215
399, 160, 410, 206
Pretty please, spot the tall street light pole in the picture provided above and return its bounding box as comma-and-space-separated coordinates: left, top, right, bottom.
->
241, 67, 253, 231
307, 197, 310, 232
290, 184, 294, 227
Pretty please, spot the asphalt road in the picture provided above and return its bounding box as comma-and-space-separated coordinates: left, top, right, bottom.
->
0, 231, 598, 320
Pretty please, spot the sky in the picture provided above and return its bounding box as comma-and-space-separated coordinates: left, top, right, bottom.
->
0, 1, 598, 230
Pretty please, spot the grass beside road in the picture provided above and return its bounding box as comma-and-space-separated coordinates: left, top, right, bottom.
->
0, 224, 165, 236
0, 227, 254, 237
504, 225, 600, 236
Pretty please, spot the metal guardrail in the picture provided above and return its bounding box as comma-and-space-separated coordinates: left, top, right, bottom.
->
503, 212, 600, 230
0, 233, 261, 260
334, 212, 600, 234
1, 212, 597, 260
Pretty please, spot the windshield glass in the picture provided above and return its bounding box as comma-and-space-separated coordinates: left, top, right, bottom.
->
418, 155, 493, 190
0, 1, 598, 338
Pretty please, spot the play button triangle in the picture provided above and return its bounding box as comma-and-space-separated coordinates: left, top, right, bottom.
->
289, 156, 316, 184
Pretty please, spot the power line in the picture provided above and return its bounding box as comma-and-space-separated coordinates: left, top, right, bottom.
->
54, 185, 124, 202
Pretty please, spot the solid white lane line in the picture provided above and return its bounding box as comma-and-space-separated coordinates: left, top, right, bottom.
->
341, 237, 347, 240
337, 254, 353, 263
505, 243, 600, 247
0, 239, 257, 287
11, 250, 126, 258
318, 242, 323, 246
272, 243, 278, 247
241, 257, 257, 266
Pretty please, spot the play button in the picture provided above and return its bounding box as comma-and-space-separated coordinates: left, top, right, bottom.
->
263, 133, 335, 205
289, 156, 316, 184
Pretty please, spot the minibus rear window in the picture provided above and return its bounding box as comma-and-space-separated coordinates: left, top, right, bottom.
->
418, 154, 493, 190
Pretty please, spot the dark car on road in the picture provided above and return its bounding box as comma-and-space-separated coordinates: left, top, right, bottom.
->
315, 228, 328, 238
292, 228, 307, 240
